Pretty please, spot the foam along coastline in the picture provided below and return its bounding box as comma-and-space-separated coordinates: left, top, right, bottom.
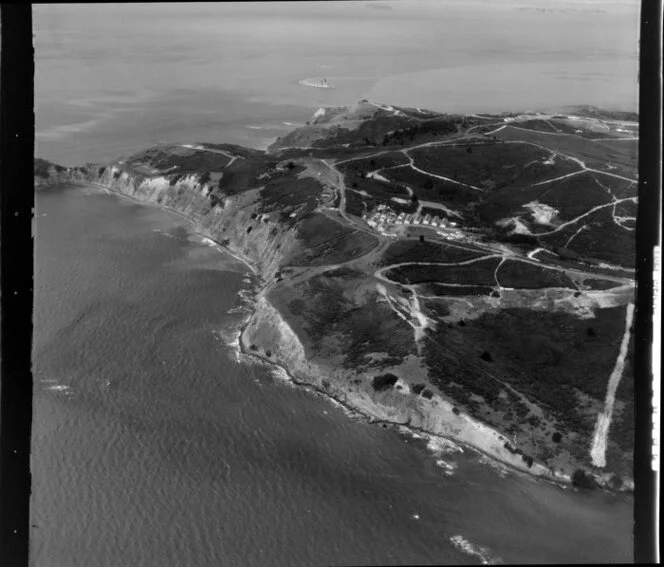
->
98, 178, 261, 277
449, 534, 500, 565
298, 77, 336, 89
237, 290, 575, 489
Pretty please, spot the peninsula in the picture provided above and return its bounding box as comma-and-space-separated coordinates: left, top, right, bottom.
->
35, 101, 638, 491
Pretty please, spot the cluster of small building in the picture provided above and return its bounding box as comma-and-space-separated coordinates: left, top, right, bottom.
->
362, 205, 458, 232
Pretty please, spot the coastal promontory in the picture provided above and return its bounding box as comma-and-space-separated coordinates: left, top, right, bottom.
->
35, 101, 638, 491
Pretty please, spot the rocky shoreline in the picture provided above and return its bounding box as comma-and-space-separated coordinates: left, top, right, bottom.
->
235, 288, 582, 489
36, 164, 632, 494
236, 291, 635, 494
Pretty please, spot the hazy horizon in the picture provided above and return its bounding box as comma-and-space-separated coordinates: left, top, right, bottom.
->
35, 1, 639, 164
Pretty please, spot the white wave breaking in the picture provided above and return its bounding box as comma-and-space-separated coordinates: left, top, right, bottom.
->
436, 459, 458, 476
46, 384, 72, 394
478, 455, 510, 479
395, 425, 464, 476
450, 534, 503, 565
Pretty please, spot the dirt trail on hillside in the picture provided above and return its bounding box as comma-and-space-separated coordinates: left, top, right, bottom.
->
590, 302, 635, 467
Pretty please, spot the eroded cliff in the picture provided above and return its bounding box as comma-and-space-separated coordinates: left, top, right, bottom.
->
34, 102, 638, 492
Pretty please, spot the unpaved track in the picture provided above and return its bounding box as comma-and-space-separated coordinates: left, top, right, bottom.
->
590, 302, 635, 467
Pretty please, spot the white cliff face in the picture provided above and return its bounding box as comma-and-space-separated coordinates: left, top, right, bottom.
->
36, 160, 630, 491
91, 169, 299, 281
312, 107, 327, 121
35, 166, 89, 188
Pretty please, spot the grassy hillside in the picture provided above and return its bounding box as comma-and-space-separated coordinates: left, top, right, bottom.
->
35, 100, 637, 485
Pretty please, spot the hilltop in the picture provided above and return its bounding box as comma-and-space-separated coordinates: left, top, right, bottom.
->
35, 101, 638, 490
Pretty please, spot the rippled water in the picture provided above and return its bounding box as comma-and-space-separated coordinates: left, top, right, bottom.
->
30, 186, 633, 565
34, 2, 639, 165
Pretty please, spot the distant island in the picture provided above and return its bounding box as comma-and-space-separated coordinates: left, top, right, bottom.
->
298, 77, 335, 89
35, 101, 637, 493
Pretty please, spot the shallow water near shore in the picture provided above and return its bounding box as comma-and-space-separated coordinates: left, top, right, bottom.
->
31, 186, 633, 566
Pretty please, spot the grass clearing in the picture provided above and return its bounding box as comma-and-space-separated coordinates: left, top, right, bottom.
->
478, 172, 621, 228
287, 273, 415, 369
256, 166, 326, 221
614, 200, 637, 216
494, 126, 636, 172
337, 152, 410, 174
422, 304, 634, 459
345, 190, 417, 217
377, 240, 486, 267
496, 260, 577, 289
381, 166, 479, 208
410, 142, 579, 190
130, 146, 232, 172
385, 257, 501, 286
290, 213, 378, 266
541, 207, 635, 268
562, 208, 635, 268
419, 283, 494, 297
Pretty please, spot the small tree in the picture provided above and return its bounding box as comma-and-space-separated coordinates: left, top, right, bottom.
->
411, 383, 426, 395
607, 473, 623, 490
371, 373, 399, 392
572, 469, 596, 489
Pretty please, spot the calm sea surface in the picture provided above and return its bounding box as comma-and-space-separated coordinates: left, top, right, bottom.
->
34, 1, 639, 165
32, 2, 637, 565
31, 187, 633, 566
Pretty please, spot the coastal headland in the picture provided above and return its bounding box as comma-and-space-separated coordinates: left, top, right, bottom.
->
35, 100, 638, 491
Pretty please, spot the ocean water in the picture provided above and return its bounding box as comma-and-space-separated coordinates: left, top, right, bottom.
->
31, 186, 633, 565
34, 1, 639, 165
32, 3, 637, 564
